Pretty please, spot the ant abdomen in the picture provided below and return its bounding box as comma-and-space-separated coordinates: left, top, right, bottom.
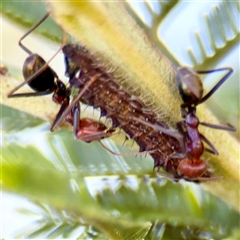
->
177, 158, 208, 179
23, 54, 55, 91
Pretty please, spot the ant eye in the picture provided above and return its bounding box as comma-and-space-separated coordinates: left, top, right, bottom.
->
176, 67, 203, 104
23, 54, 55, 91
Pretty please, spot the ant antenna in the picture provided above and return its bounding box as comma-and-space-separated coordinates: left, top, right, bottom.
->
19, 12, 50, 55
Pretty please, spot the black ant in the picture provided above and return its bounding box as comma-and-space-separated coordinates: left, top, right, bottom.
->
7, 13, 115, 143
135, 66, 236, 180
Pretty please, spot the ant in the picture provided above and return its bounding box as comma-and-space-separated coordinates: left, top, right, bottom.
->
135, 66, 236, 180
175, 67, 236, 180
7, 13, 116, 144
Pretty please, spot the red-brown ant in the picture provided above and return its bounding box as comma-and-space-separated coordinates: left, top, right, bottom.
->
63, 95, 156, 157
135, 66, 236, 180
175, 67, 236, 180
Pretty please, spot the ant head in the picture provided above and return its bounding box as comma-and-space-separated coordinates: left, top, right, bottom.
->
23, 54, 56, 91
177, 67, 233, 108
176, 67, 203, 107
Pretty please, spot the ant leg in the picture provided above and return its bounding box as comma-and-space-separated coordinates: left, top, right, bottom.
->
200, 122, 236, 132
199, 133, 218, 155
204, 147, 216, 155
77, 128, 115, 143
176, 121, 186, 135
193, 176, 223, 181
7, 90, 53, 98
99, 140, 156, 156
170, 122, 187, 158
171, 120, 187, 158
51, 74, 100, 130
71, 96, 81, 139
196, 67, 233, 105
170, 152, 186, 159
176, 121, 188, 152
51, 97, 70, 131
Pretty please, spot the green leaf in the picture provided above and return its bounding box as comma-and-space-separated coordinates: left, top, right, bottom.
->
188, 1, 240, 69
